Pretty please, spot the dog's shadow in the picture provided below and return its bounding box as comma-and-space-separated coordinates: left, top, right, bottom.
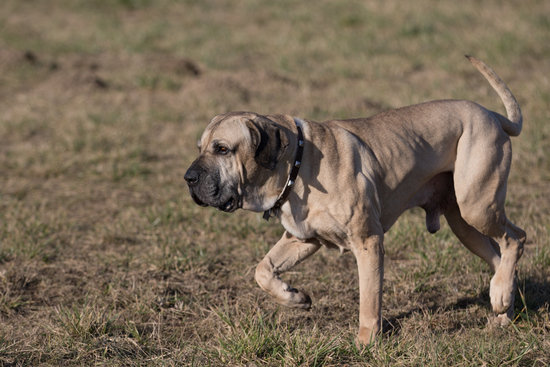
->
383, 276, 550, 335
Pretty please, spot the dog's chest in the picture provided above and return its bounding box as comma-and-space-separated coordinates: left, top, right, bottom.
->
280, 210, 350, 251
280, 214, 315, 240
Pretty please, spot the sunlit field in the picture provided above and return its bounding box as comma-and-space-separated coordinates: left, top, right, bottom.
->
1, 0, 549, 365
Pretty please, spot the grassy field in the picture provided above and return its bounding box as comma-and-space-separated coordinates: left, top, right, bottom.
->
1, 0, 549, 365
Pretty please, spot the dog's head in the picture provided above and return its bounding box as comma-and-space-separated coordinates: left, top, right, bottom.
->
184, 112, 291, 212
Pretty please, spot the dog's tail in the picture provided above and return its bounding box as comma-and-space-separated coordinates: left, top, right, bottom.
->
466, 55, 523, 137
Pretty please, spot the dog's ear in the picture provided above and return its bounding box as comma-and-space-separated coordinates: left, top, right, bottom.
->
246, 116, 289, 170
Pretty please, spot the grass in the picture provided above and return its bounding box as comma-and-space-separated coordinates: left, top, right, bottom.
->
1, 0, 549, 365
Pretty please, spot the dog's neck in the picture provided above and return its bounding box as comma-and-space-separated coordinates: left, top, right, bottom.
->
263, 118, 305, 220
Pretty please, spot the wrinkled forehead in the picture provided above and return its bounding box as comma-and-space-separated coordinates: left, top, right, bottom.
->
197, 113, 254, 150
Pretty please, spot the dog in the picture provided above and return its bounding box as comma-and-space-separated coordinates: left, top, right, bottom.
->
184, 56, 526, 345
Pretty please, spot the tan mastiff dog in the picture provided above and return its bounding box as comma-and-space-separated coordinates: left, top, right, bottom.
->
184, 56, 526, 345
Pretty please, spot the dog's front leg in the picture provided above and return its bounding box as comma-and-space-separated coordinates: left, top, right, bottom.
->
255, 231, 321, 309
354, 234, 384, 345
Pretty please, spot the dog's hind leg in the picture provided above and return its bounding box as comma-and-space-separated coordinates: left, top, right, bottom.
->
487, 220, 525, 325
453, 125, 526, 325
255, 231, 321, 309
446, 204, 526, 325
444, 203, 501, 273
444, 203, 517, 324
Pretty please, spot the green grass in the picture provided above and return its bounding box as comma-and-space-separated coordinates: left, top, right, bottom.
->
1, 0, 549, 365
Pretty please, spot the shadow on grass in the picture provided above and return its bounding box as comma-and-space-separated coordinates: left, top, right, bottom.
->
518, 275, 550, 311
383, 275, 550, 335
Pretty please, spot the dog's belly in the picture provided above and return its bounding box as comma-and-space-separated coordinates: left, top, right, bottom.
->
404, 172, 455, 233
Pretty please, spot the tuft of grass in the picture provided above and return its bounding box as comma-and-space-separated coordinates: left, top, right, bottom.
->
55, 297, 120, 340
206, 304, 359, 366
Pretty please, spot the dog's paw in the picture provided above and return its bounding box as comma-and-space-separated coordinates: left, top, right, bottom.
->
489, 273, 515, 314
356, 326, 380, 347
283, 286, 312, 310
487, 313, 512, 327
294, 292, 312, 310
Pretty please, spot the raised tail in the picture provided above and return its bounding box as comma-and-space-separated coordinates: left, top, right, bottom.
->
466, 55, 523, 137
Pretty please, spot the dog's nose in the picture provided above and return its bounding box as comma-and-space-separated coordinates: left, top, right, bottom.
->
184, 168, 200, 186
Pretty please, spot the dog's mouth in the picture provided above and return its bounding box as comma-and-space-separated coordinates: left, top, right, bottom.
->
217, 197, 237, 212
190, 193, 208, 207
190, 191, 238, 213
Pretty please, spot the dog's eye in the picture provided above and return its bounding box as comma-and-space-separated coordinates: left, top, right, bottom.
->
217, 146, 229, 155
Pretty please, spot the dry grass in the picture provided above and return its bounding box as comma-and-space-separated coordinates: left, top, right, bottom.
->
1, 0, 549, 365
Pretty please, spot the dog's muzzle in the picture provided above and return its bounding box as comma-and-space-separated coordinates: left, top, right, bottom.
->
184, 163, 238, 212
